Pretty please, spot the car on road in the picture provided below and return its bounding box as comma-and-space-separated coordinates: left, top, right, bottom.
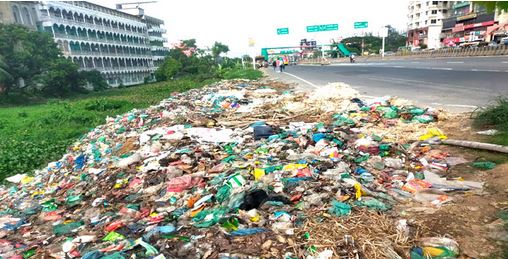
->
501, 37, 508, 46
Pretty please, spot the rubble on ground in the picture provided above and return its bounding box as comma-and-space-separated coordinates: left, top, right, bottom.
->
0, 79, 486, 258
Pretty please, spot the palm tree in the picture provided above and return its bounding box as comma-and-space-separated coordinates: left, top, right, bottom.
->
0, 55, 12, 95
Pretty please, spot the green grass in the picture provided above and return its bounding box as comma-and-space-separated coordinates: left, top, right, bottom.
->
472, 97, 508, 146
0, 69, 263, 181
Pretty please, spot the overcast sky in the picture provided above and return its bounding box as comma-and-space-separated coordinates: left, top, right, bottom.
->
91, 0, 409, 57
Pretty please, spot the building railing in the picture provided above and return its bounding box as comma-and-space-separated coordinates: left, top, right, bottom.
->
41, 16, 147, 37
80, 66, 152, 72
299, 45, 508, 65
53, 33, 150, 48
69, 50, 152, 58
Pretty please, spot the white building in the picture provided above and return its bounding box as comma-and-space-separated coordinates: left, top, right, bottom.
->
406, 1, 452, 49
37, 1, 168, 86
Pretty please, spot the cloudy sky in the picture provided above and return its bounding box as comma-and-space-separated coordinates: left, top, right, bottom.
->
92, 0, 409, 57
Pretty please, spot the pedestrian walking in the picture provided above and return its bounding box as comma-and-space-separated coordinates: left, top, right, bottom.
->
272, 59, 277, 71
279, 58, 285, 72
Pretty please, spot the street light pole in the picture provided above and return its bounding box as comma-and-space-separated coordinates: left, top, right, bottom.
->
381, 36, 385, 59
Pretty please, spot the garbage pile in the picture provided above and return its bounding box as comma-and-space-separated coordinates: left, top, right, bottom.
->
0, 79, 481, 258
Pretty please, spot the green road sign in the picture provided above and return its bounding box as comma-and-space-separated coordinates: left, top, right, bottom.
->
277, 28, 289, 35
306, 24, 338, 32
354, 21, 368, 29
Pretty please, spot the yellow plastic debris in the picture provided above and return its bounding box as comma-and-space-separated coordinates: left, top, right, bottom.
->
283, 164, 307, 171
21, 176, 34, 185
253, 168, 265, 181
419, 128, 447, 141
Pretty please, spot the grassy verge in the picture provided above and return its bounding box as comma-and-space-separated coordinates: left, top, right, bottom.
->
472, 97, 508, 146
0, 69, 262, 181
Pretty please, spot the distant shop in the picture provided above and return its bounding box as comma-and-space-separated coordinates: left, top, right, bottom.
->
441, 12, 496, 46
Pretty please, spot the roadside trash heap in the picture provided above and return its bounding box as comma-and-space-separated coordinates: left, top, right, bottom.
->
0, 80, 483, 259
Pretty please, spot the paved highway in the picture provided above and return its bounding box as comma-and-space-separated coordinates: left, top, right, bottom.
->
269, 56, 508, 112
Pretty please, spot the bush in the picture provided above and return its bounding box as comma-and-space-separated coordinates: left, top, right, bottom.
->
155, 57, 182, 81
472, 96, 508, 145
80, 70, 108, 91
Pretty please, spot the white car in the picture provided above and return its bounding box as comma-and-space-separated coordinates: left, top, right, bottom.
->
501, 37, 508, 46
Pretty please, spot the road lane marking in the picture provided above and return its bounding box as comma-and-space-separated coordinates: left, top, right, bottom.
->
283, 72, 319, 89
472, 69, 501, 72
410, 62, 420, 63
392, 65, 405, 68
502, 61, 508, 63
446, 61, 464, 64
430, 67, 453, 70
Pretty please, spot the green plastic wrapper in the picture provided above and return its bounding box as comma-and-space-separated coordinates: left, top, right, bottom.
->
192, 207, 227, 228
215, 185, 231, 203
53, 221, 84, 236
100, 252, 125, 259
472, 161, 496, 170
102, 231, 125, 242
328, 200, 351, 217
354, 198, 391, 211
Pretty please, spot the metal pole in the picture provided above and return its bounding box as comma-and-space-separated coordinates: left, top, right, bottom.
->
361, 37, 364, 56
381, 36, 385, 59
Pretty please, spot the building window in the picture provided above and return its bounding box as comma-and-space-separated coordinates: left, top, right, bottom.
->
432, 10, 437, 14
12, 6, 21, 23
432, 1, 438, 5
443, 9, 448, 14
431, 19, 436, 24
22, 7, 32, 25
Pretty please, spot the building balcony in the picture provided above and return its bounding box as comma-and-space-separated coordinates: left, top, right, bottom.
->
152, 55, 166, 60
148, 36, 167, 42
41, 16, 148, 37
148, 27, 166, 33
80, 66, 153, 73
150, 46, 169, 51
53, 33, 149, 48
68, 50, 152, 58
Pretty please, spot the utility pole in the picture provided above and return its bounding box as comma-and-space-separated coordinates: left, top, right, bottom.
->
380, 26, 388, 59
381, 36, 385, 58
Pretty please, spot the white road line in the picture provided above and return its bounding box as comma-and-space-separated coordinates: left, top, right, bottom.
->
476, 69, 501, 72
431, 103, 477, 108
471, 69, 478, 71
283, 72, 319, 89
446, 61, 464, 64
502, 61, 508, 63
430, 67, 453, 70
410, 62, 420, 63
392, 65, 405, 68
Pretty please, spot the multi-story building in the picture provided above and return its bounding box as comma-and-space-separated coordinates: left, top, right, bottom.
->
0, 1, 40, 30
406, 1, 452, 49
1, 1, 169, 87
142, 15, 169, 69
442, 2, 501, 46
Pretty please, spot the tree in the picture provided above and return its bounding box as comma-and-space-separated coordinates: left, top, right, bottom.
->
211, 41, 230, 59
80, 70, 108, 91
155, 57, 182, 81
37, 58, 84, 97
0, 24, 62, 94
0, 55, 12, 94
474, 1, 508, 13
242, 55, 253, 63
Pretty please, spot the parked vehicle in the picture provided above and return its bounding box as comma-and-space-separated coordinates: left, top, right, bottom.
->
501, 37, 508, 46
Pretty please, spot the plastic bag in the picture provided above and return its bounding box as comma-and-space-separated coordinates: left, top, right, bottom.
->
328, 200, 351, 217
354, 198, 391, 211
419, 128, 447, 141
53, 221, 84, 236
